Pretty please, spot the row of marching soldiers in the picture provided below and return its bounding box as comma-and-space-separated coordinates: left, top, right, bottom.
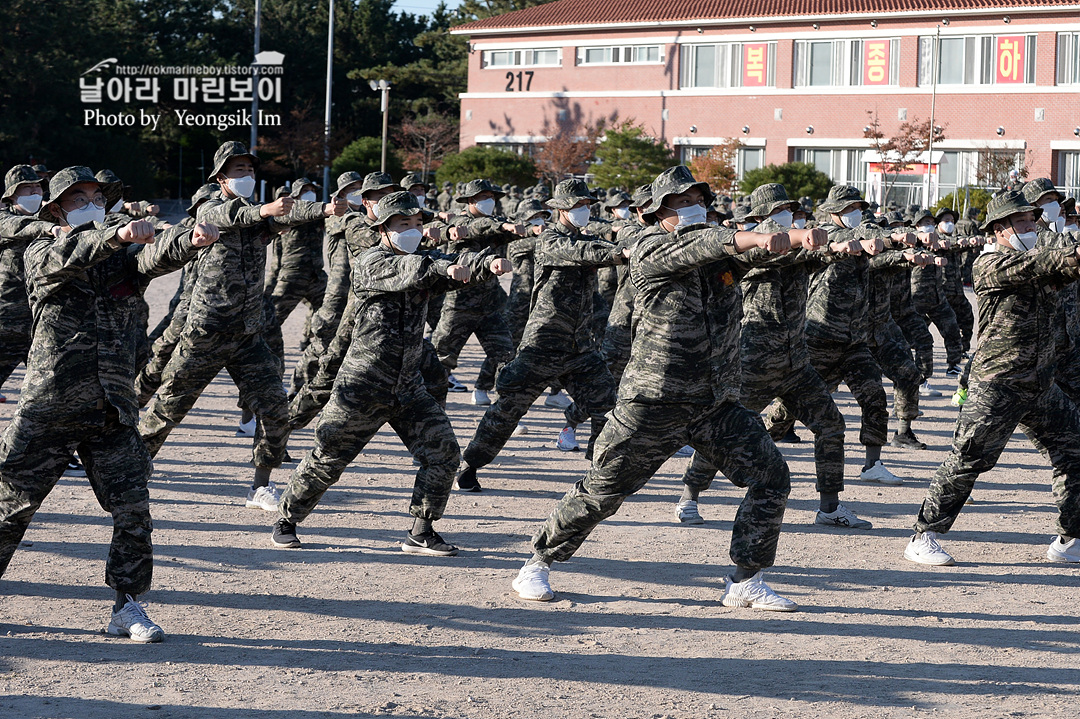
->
2, 142, 1079, 641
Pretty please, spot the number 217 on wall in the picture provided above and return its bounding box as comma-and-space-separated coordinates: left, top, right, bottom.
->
505, 71, 535, 91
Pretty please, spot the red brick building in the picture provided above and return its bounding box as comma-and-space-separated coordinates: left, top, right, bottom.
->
452, 0, 1080, 203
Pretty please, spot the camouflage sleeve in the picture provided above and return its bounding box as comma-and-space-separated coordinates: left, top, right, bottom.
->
585, 219, 614, 241
453, 248, 499, 285
130, 224, 200, 281
633, 225, 742, 280
869, 248, 914, 271
268, 199, 327, 231
974, 246, 1080, 295
536, 233, 621, 268
507, 236, 536, 264
24, 223, 121, 297
0, 213, 54, 248
353, 246, 457, 294
615, 223, 644, 247
197, 196, 265, 231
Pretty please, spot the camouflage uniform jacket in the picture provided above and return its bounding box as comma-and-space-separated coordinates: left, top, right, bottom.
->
605, 221, 650, 331
868, 248, 922, 346
442, 213, 513, 313
970, 243, 1080, 391
345, 244, 497, 403
322, 211, 370, 315
520, 220, 622, 355
910, 255, 947, 308
804, 222, 892, 347
0, 210, 51, 331
622, 224, 768, 405
507, 234, 537, 312
21, 222, 200, 425
275, 217, 326, 286
192, 196, 326, 334
1036, 227, 1080, 357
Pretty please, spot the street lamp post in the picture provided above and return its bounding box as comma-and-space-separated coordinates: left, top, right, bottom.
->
370, 79, 391, 173
323, 0, 335, 201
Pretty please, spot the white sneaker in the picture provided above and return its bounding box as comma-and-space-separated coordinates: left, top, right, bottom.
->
246, 482, 281, 511
904, 531, 955, 566
1047, 536, 1080, 562
446, 374, 468, 392
675, 499, 704, 524
512, 422, 528, 436
672, 445, 694, 458
237, 416, 257, 437
919, 381, 942, 398
471, 389, 491, 406
556, 426, 579, 452
544, 390, 572, 409
860, 460, 905, 486
107, 595, 165, 643
512, 563, 554, 601
815, 503, 873, 529
721, 572, 798, 612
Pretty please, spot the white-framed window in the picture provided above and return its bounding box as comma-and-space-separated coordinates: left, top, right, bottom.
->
918, 35, 1035, 85
680, 42, 777, 88
792, 148, 867, 187
737, 148, 765, 178
482, 48, 561, 69
576, 45, 663, 66
1059, 151, 1080, 192
1058, 33, 1080, 84
793, 39, 900, 87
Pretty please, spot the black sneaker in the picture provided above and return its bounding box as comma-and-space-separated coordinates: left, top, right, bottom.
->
281, 450, 296, 464
945, 364, 963, 377
891, 430, 927, 450
455, 465, 482, 492
64, 458, 87, 477
271, 518, 301, 548
402, 530, 458, 556
446, 374, 468, 393
778, 428, 802, 444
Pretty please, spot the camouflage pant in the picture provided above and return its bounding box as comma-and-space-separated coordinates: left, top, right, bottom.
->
916, 380, 1080, 538
914, 295, 964, 369
870, 322, 922, 422
288, 282, 350, 399
139, 329, 291, 468
1057, 343, 1080, 405
136, 301, 190, 407
260, 295, 286, 379
0, 329, 30, 390
533, 399, 790, 570
463, 349, 616, 468
946, 288, 975, 350
590, 291, 611, 350
682, 363, 845, 494
601, 321, 632, 386
278, 387, 460, 524
134, 295, 151, 372
896, 310, 935, 381
767, 340, 888, 448
0, 408, 153, 594
431, 298, 514, 392
271, 274, 326, 355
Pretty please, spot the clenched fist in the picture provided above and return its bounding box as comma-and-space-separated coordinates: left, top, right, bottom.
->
757, 231, 791, 254
790, 227, 827, 250
891, 230, 918, 247
859, 237, 884, 255
324, 198, 347, 217
260, 196, 294, 218
490, 258, 512, 275
447, 264, 471, 282
117, 219, 156, 245
424, 226, 442, 243
449, 226, 468, 242
191, 222, 220, 247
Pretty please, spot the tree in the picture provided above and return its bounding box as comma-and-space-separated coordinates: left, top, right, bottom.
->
393, 111, 459, 178
688, 139, 741, 196
975, 147, 1028, 189
332, 136, 402, 178
864, 110, 947, 202
741, 163, 834, 203
257, 105, 350, 184
434, 145, 537, 186
933, 186, 994, 221
590, 120, 675, 189
533, 116, 606, 185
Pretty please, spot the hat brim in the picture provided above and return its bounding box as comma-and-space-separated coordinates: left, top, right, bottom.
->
750, 199, 799, 219
980, 204, 1041, 232
207, 153, 259, 182
545, 194, 597, 210
819, 198, 869, 213
455, 190, 506, 203
642, 181, 715, 220
2, 179, 43, 202
373, 206, 423, 227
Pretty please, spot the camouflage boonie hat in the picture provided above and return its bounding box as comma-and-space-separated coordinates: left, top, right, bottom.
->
3, 164, 41, 201
455, 178, 505, 203
910, 208, 935, 227
818, 185, 868, 213
545, 178, 597, 210
732, 205, 753, 223
360, 171, 401, 198
533, 183, 551, 199
400, 172, 430, 191
95, 169, 125, 208
641, 165, 715, 221
513, 198, 549, 223
32, 164, 49, 174
207, 141, 258, 181
40, 166, 100, 220
1022, 177, 1062, 206
981, 190, 1041, 232
628, 184, 652, 210
965, 206, 981, 220
372, 190, 423, 227
1064, 196, 1077, 217
884, 210, 907, 227
288, 177, 322, 198
748, 183, 798, 219
934, 206, 959, 223
603, 190, 632, 210
186, 183, 220, 217
333, 171, 365, 199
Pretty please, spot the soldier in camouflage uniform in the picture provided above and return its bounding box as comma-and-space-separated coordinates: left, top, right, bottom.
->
453, 180, 625, 493
765, 185, 911, 486
905, 191, 1080, 566
504, 199, 550, 347
909, 209, 965, 377
899, 209, 949, 394
0, 166, 45, 403
935, 208, 977, 354
601, 184, 652, 385
676, 183, 874, 529
511, 166, 801, 611
139, 142, 344, 510
955, 206, 982, 286
0, 166, 221, 641
270, 191, 511, 554
432, 179, 525, 400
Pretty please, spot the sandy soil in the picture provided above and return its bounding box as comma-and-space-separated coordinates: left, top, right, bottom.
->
1, 256, 1077, 719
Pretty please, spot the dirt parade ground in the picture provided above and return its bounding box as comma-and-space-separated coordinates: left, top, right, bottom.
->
1, 268, 1077, 719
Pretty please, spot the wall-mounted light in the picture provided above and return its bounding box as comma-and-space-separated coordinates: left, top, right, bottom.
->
749, 26, 756, 33
742, 125, 750, 135
871, 20, 878, 28
697, 27, 704, 34
863, 126, 871, 134
942, 18, 950, 26
1003, 16, 1011, 24
996, 126, 1005, 136
806, 125, 815, 135
690, 125, 698, 134
1074, 127, 1079, 137
813, 23, 820, 30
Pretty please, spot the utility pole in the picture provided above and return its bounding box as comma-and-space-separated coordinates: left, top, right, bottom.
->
927, 24, 940, 206
323, 0, 335, 201
250, 0, 262, 155
370, 79, 391, 173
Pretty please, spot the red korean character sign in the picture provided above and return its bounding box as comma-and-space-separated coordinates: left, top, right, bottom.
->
863, 40, 890, 85
743, 43, 768, 87
996, 35, 1025, 84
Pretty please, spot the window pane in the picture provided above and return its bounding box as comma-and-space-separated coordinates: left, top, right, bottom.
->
939, 151, 959, 187
488, 51, 512, 67
647, 46, 659, 62
938, 38, 965, 84
694, 45, 716, 87
534, 49, 558, 65
585, 48, 608, 64
810, 150, 832, 176
809, 42, 833, 85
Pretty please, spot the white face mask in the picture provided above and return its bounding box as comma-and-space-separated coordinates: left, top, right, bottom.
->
66, 203, 106, 227
613, 207, 630, 220
1054, 216, 1066, 233
108, 198, 124, 213
938, 220, 955, 234
528, 217, 546, 227
346, 191, 364, 207
566, 205, 592, 228
841, 209, 863, 229
413, 194, 427, 209
1009, 229, 1038, 252
740, 221, 758, 231
672, 204, 707, 228
770, 209, 793, 228
15, 194, 42, 214
227, 175, 256, 198
1040, 200, 1061, 224
792, 217, 806, 230
1065, 223, 1079, 233
916, 223, 935, 233
388, 228, 423, 254
473, 198, 496, 216
299, 191, 317, 202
